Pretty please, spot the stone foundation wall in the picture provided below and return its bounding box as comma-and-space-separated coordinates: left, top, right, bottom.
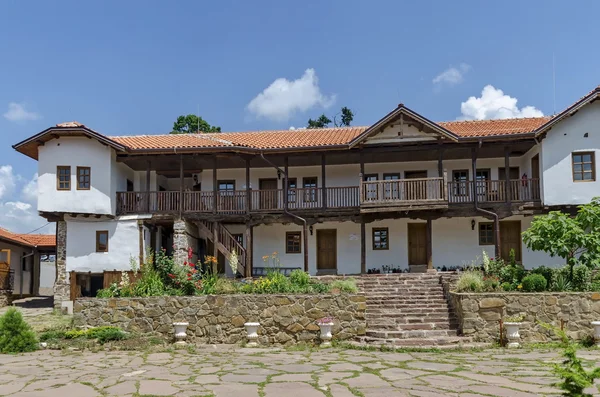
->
53, 220, 69, 309
74, 294, 366, 345
0, 290, 12, 307
451, 292, 600, 342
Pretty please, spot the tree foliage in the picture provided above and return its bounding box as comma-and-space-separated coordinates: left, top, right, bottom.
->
307, 106, 354, 129
171, 114, 221, 134
522, 198, 600, 278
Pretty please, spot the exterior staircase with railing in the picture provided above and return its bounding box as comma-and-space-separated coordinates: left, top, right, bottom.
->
196, 221, 247, 277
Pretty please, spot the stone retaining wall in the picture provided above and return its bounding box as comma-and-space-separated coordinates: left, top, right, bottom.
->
74, 294, 366, 345
451, 292, 600, 342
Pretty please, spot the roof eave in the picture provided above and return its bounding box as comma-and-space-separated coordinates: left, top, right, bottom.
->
534, 89, 600, 137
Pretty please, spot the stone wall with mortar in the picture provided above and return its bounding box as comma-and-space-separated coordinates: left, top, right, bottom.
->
74, 294, 366, 345
53, 220, 69, 309
451, 292, 600, 342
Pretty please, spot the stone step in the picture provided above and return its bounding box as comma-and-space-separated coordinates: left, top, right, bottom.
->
366, 308, 452, 315
361, 288, 445, 293
365, 300, 449, 306
367, 322, 455, 331
367, 316, 456, 324
354, 336, 476, 348
366, 329, 458, 339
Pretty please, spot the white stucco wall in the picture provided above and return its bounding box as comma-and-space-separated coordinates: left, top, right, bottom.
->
2, 241, 34, 295
542, 101, 600, 205
66, 217, 139, 272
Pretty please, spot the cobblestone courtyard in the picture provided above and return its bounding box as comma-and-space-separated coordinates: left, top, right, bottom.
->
2, 345, 600, 397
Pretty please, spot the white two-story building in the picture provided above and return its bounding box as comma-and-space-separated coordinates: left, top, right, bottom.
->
13, 86, 600, 306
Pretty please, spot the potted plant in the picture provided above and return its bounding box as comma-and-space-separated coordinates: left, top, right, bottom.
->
173, 322, 189, 345
244, 322, 260, 347
591, 321, 600, 347
504, 314, 524, 348
317, 317, 334, 347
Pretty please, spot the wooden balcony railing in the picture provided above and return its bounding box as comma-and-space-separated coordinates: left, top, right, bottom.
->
360, 177, 447, 206
447, 179, 541, 204
115, 179, 541, 215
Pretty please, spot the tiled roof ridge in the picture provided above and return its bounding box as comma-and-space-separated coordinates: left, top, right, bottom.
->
439, 116, 552, 125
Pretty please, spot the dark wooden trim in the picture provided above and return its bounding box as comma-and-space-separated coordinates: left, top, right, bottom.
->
437, 147, 444, 178
179, 156, 184, 218
96, 230, 109, 253
571, 151, 596, 182
504, 146, 511, 205
245, 157, 251, 214
302, 223, 309, 272
212, 156, 217, 214
76, 166, 91, 190
145, 161, 151, 212
360, 218, 366, 274
245, 224, 253, 278
426, 219, 432, 270
285, 231, 302, 254
372, 227, 389, 250
321, 154, 327, 209
212, 221, 219, 263
56, 165, 71, 191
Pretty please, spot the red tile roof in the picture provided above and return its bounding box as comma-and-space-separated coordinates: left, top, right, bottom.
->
0, 228, 55, 248
111, 134, 232, 150
440, 117, 552, 137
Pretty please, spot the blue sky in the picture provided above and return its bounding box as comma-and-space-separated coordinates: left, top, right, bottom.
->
1, 0, 599, 233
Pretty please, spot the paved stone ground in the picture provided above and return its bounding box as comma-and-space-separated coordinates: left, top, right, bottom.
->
1, 345, 600, 396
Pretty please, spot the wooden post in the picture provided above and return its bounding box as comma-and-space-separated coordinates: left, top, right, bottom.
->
443, 169, 448, 200
303, 223, 309, 272
245, 223, 253, 278
145, 160, 151, 212
212, 221, 219, 274
212, 155, 217, 214
138, 220, 144, 267
284, 156, 289, 211
359, 152, 365, 205
179, 155, 184, 217
360, 217, 366, 274
245, 157, 251, 214
321, 154, 327, 209
504, 146, 511, 205
437, 147, 444, 178
426, 219, 433, 270
471, 148, 477, 207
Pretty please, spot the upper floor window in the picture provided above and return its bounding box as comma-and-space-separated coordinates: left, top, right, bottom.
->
218, 180, 235, 196
303, 177, 318, 202
57, 166, 71, 190
572, 152, 595, 182
96, 231, 109, 252
452, 170, 469, 196
287, 178, 297, 203
77, 167, 91, 190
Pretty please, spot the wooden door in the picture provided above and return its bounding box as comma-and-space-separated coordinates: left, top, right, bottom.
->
499, 167, 519, 200
408, 223, 427, 270
317, 229, 337, 273
259, 179, 278, 209
500, 221, 522, 262
405, 171, 428, 200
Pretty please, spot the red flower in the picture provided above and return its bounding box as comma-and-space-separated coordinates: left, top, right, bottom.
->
168, 273, 176, 279
188, 247, 193, 259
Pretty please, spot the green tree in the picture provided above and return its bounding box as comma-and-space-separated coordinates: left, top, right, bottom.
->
522, 197, 600, 279
171, 114, 221, 134
306, 106, 354, 129
0, 308, 38, 353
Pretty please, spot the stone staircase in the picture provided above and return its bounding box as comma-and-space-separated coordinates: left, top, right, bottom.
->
356, 273, 470, 347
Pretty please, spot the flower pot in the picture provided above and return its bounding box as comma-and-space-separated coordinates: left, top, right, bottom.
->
318, 322, 334, 348
504, 322, 522, 348
173, 322, 189, 345
244, 322, 260, 347
591, 321, 600, 347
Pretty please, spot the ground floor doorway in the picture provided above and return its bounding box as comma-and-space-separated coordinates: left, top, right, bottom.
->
317, 229, 337, 274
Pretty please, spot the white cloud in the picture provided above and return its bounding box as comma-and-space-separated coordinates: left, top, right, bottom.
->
247, 68, 336, 122
459, 85, 544, 120
0, 166, 52, 234
3, 102, 41, 122
433, 63, 471, 86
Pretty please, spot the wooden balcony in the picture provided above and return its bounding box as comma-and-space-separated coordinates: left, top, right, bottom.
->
116, 178, 541, 216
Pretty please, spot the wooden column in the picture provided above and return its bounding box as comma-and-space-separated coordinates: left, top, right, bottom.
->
179, 155, 184, 217
245, 223, 253, 278
303, 223, 309, 272
212, 221, 219, 273
359, 152, 365, 204
471, 148, 477, 207
284, 156, 289, 210
245, 157, 251, 214
145, 160, 151, 212
437, 147, 444, 178
360, 217, 366, 274
504, 146, 511, 205
426, 219, 433, 271
138, 220, 144, 267
212, 155, 217, 214
321, 154, 327, 209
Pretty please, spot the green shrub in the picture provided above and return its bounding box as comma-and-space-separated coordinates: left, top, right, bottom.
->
96, 283, 119, 298
499, 263, 526, 285
329, 278, 359, 293
310, 282, 330, 294
572, 264, 592, 292
64, 329, 87, 339
214, 277, 238, 294
88, 327, 127, 344
532, 266, 554, 285
455, 271, 485, 292
289, 269, 311, 287
132, 266, 166, 296
500, 282, 514, 291
521, 274, 548, 292
552, 273, 572, 292
482, 276, 500, 291
39, 329, 66, 341
0, 308, 38, 353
